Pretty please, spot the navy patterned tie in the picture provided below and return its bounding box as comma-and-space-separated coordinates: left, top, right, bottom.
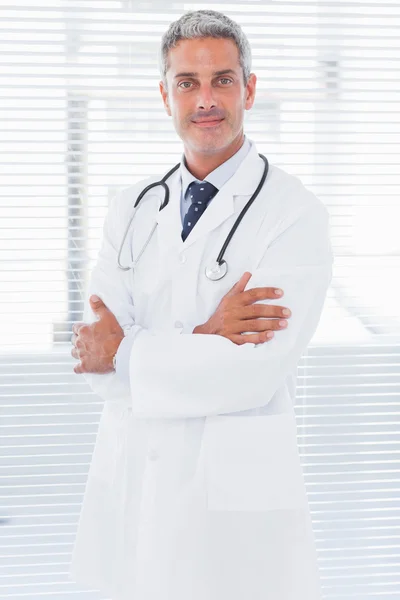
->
181, 180, 218, 242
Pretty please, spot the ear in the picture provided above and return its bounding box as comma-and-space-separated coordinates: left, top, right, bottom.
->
159, 80, 172, 116
244, 73, 257, 111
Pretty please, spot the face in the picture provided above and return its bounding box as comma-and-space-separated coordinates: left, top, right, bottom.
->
159, 37, 256, 155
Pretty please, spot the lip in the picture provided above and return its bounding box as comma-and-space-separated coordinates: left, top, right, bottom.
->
192, 118, 224, 128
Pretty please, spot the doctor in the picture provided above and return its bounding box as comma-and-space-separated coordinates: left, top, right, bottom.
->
69, 8, 333, 600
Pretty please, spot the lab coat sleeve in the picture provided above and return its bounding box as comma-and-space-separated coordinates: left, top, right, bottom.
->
79, 189, 141, 405
127, 200, 334, 418
114, 322, 195, 384
79, 183, 195, 404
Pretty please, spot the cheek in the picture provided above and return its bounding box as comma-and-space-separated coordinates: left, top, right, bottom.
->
169, 95, 186, 120
232, 100, 245, 120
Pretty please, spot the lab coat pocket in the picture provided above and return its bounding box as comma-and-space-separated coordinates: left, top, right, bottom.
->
203, 412, 308, 512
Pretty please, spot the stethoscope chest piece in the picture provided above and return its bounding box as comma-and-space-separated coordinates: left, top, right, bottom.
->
205, 260, 228, 281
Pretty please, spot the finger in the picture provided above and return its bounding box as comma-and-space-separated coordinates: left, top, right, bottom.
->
240, 304, 291, 320
224, 271, 252, 298
72, 321, 86, 335
239, 286, 284, 306
229, 331, 274, 345
71, 347, 79, 359
242, 318, 288, 332
74, 363, 84, 374
89, 295, 110, 319
227, 317, 286, 335
71, 333, 77, 346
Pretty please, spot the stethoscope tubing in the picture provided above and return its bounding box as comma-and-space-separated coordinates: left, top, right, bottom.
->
215, 154, 268, 265
117, 154, 269, 276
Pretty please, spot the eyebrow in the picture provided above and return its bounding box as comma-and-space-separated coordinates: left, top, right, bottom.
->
173, 69, 236, 79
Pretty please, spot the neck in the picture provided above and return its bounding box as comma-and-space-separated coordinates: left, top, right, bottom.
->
183, 131, 245, 181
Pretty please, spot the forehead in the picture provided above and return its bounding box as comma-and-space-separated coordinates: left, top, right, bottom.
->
166, 37, 241, 76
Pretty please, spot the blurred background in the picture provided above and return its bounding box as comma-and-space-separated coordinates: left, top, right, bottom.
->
1, 0, 399, 598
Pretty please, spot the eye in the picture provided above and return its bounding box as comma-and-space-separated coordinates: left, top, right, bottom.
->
178, 81, 192, 89
219, 78, 233, 85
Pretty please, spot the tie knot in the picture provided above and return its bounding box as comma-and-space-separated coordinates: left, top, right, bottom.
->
187, 180, 218, 206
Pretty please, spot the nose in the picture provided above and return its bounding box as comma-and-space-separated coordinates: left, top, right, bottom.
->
196, 83, 217, 111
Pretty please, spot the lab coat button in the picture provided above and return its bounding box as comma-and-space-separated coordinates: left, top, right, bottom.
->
148, 449, 159, 461
179, 253, 187, 264
175, 320, 183, 328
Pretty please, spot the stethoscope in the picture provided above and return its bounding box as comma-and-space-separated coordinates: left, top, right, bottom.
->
117, 153, 269, 281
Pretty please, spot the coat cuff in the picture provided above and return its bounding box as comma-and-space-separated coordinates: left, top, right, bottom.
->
114, 323, 196, 383
114, 331, 138, 385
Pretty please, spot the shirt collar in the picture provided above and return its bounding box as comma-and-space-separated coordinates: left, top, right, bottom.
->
179, 135, 252, 196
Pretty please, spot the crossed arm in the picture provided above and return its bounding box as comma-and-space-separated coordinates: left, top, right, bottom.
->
73, 187, 333, 418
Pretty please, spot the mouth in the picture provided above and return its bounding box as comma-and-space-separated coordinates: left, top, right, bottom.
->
192, 118, 224, 128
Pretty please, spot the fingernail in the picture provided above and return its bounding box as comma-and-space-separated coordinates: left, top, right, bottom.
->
91, 295, 100, 302
282, 309, 291, 316
279, 320, 287, 327
275, 289, 282, 295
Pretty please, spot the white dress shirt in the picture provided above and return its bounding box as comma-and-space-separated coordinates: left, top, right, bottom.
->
180, 135, 251, 223
114, 135, 252, 382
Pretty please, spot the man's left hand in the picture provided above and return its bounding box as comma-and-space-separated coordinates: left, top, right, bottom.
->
71, 295, 124, 374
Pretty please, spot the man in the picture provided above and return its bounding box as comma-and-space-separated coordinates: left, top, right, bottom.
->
69, 9, 333, 600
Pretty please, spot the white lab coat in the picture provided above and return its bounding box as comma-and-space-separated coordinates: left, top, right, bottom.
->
69, 140, 333, 600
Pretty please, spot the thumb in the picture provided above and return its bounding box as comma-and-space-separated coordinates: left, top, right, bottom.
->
225, 271, 252, 297
89, 294, 109, 318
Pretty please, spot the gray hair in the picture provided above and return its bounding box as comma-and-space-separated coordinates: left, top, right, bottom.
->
159, 9, 252, 88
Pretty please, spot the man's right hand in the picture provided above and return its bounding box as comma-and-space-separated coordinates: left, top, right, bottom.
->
193, 271, 291, 346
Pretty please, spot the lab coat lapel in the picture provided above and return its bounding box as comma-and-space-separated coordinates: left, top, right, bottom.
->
155, 143, 265, 255
155, 169, 185, 254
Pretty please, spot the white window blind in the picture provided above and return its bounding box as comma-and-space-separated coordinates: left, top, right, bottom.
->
1, 1, 399, 598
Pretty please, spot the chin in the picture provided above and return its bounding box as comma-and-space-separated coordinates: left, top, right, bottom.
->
193, 131, 229, 150
194, 140, 225, 154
